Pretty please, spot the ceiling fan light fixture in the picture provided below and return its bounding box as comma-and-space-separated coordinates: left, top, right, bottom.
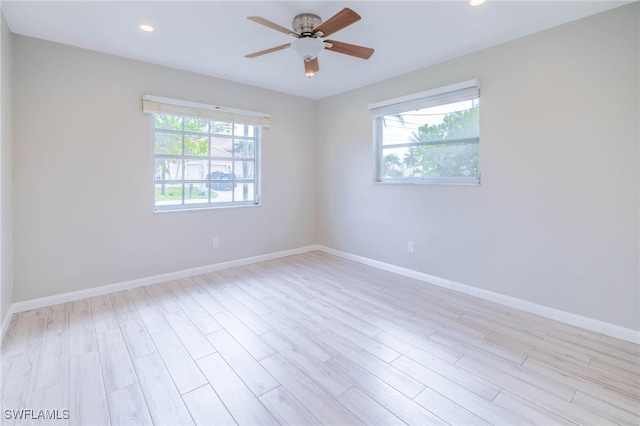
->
304, 59, 315, 78
291, 37, 325, 61
469, 0, 486, 6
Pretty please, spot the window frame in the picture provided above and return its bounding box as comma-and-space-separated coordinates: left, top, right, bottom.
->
143, 95, 269, 212
370, 80, 480, 185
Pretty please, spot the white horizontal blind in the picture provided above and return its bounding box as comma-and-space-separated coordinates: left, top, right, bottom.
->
369, 80, 479, 118
142, 95, 271, 128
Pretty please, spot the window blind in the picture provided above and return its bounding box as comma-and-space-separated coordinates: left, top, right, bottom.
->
142, 95, 272, 128
368, 80, 479, 118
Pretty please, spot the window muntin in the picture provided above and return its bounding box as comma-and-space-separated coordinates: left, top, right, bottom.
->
153, 113, 260, 210
372, 81, 480, 184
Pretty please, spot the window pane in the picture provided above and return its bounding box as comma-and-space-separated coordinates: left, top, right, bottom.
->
211, 189, 233, 204
207, 161, 235, 191
382, 142, 479, 179
155, 114, 182, 131
234, 140, 255, 158
421, 142, 479, 178
184, 117, 209, 134
412, 102, 479, 143
380, 115, 410, 146
211, 121, 233, 135
155, 158, 183, 181
233, 123, 254, 137
185, 135, 209, 157
382, 99, 479, 147
381, 148, 411, 179
184, 159, 209, 180
210, 137, 233, 158
155, 132, 182, 155
234, 161, 255, 179
234, 183, 255, 202
184, 183, 210, 205
210, 190, 232, 204
155, 183, 184, 206
209, 161, 232, 175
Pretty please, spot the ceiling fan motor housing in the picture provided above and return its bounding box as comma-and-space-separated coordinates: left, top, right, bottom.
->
292, 13, 322, 36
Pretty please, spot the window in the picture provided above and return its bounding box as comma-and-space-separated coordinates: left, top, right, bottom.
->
371, 80, 480, 184
142, 96, 270, 211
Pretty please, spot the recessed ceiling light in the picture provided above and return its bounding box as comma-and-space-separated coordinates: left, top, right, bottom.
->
138, 23, 154, 32
470, 0, 486, 6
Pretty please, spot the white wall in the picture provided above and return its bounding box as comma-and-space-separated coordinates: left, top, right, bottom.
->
317, 4, 639, 331
0, 11, 14, 325
12, 36, 316, 301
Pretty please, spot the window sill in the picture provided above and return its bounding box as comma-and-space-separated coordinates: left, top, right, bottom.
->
153, 202, 261, 213
375, 178, 480, 186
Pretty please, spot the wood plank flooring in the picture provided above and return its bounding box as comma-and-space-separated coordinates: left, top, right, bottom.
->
2, 251, 639, 425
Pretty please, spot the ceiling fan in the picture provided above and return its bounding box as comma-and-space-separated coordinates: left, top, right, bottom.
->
245, 8, 375, 78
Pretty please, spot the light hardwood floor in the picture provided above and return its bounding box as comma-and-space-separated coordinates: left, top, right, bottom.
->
2, 251, 639, 425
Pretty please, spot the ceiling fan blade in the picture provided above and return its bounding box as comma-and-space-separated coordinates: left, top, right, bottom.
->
245, 43, 291, 58
247, 16, 300, 38
304, 57, 320, 75
325, 40, 374, 59
312, 8, 361, 37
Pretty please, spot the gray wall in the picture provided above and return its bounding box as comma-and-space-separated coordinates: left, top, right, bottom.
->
1, 11, 14, 324
316, 4, 639, 331
12, 36, 317, 301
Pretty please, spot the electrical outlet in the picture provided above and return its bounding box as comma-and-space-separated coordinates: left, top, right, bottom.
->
407, 240, 415, 253
212, 236, 220, 248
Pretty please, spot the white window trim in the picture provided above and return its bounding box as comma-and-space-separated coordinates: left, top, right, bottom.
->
370, 80, 480, 185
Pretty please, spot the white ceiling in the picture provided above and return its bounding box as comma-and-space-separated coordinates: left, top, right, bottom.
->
2, 0, 630, 99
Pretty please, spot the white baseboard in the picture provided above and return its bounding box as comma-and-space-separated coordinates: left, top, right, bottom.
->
1, 244, 321, 342
317, 246, 640, 345
3, 243, 638, 345
1, 303, 16, 343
